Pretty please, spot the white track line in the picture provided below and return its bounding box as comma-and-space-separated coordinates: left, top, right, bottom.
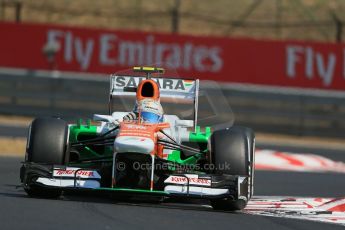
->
245, 196, 345, 226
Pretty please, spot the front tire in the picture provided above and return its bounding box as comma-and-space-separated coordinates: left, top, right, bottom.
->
23, 117, 69, 198
209, 126, 255, 211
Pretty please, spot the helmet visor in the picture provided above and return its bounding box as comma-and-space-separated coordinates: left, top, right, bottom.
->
140, 111, 162, 123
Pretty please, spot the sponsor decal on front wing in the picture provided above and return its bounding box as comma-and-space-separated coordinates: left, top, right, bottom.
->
53, 167, 101, 179
164, 175, 211, 186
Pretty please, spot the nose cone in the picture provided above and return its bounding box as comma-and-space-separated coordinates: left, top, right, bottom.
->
114, 136, 154, 154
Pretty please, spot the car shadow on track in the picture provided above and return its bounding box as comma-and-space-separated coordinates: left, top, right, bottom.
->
1, 185, 243, 214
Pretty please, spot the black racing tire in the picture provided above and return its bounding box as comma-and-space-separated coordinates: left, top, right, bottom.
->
27, 117, 68, 164
24, 117, 69, 198
209, 126, 255, 211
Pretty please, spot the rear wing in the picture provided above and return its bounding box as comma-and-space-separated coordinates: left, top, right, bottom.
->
110, 75, 198, 100
109, 75, 199, 130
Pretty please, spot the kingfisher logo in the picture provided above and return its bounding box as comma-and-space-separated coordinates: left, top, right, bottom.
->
165, 175, 211, 186
53, 168, 101, 179
113, 76, 195, 92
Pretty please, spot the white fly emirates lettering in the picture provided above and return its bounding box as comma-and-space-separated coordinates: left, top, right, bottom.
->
286, 45, 345, 87
46, 29, 223, 73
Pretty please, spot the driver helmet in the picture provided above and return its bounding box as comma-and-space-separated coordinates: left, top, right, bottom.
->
136, 99, 163, 123
134, 79, 164, 124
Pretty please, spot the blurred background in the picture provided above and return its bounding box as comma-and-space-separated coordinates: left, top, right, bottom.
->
0, 0, 345, 154
2, 0, 345, 41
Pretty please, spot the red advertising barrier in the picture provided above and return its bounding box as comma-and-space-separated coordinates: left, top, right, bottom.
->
1, 22, 345, 90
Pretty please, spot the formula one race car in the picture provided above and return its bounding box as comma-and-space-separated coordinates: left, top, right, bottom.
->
20, 67, 255, 211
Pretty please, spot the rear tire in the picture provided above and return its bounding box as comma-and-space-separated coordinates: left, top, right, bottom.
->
209, 126, 255, 211
23, 117, 69, 198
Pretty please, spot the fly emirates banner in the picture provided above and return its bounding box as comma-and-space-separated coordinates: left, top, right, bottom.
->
1, 22, 345, 90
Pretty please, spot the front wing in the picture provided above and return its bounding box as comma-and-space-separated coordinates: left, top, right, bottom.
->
21, 163, 249, 201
